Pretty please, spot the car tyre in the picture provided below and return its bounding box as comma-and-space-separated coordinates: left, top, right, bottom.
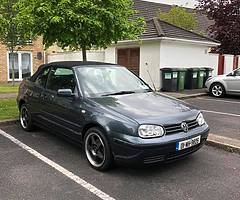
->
20, 104, 34, 131
210, 83, 226, 97
84, 127, 113, 171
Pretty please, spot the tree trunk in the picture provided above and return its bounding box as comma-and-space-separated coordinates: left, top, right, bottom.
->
82, 46, 87, 61
10, 50, 15, 86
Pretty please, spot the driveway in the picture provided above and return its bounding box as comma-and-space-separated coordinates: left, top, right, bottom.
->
0, 123, 240, 200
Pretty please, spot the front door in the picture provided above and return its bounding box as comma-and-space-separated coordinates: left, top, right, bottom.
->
117, 48, 140, 75
42, 67, 84, 137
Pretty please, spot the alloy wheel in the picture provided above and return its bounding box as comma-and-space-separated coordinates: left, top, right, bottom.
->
212, 85, 223, 97
85, 132, 106, 168
20, 106, 30, 129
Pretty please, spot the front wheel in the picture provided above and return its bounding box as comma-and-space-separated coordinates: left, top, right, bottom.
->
20, 104, 34, 131
84, 127, 113, 171
210, 83, 226, 97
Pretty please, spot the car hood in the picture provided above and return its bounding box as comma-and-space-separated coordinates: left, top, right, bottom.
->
91, 92, 199, 125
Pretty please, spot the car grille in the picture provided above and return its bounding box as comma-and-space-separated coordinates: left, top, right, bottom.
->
164, 119, 199, 135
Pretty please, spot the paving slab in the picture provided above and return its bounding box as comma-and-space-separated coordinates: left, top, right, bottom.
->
160, 89, 208, 99
207, 134, 240, 154
0, 93, 17, 99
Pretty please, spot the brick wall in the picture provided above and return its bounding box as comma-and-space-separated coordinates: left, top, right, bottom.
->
0, 37, 44, 83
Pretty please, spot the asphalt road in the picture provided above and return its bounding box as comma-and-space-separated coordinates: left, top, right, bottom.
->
185, 96, 240, 140
0, 124, 240, 200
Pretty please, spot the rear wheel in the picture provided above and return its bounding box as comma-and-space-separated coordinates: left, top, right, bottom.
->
210, 83, 225, 97
84, 127, 113, 171
20, 104, 34, 131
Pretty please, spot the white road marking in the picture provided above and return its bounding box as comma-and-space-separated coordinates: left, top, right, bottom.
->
202, 110, 240, 117
0, 129, 115, 200
197, 97, 240, 104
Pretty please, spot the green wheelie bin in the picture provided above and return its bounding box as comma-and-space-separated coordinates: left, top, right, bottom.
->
197, 68, 205, 89
185, 68, 199, 89
161, 68, 179, 92
177, 68, 187, 91
203, 67, 214, 86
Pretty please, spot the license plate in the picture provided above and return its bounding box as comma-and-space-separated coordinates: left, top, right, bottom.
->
176, 135, 201, 151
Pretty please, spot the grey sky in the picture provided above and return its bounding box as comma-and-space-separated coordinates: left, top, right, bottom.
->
143, 0, 199, 8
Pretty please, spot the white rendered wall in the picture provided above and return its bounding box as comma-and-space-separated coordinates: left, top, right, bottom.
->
139, 41, 161, 90
104, 47, 116, 64
47, 40, 227, 91
47, 50, 105, 63
159, 40, 219, 73
103, 42, 162, 90
224, 55, 234, 74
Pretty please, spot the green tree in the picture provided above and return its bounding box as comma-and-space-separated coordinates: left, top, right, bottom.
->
18, 0, 145, 61
0, 0, 34, 85
159, 6, 198, 31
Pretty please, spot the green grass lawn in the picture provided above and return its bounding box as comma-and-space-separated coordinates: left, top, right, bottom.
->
0, 98, 19, 120
0, 84, 19, 94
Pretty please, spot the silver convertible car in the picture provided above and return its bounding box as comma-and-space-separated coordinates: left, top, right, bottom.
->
205, 68, 240, 97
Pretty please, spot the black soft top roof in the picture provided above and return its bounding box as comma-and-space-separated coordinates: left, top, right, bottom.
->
30, 61, 119, 81
41, 61, 118, 69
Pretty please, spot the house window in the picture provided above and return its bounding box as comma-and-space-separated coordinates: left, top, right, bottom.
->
8, 52, 32, 81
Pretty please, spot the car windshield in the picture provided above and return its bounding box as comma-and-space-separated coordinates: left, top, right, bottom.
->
75, 65, 151, 97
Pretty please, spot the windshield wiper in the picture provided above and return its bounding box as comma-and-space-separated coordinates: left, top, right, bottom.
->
102, 91, 136, 96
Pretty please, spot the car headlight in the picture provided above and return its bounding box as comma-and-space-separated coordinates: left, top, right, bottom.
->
197, 113, 205, 126
138, 125, 165, 138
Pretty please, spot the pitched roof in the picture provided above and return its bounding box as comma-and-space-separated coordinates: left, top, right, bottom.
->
133, 0, 213, 35
141, 18, 218, 43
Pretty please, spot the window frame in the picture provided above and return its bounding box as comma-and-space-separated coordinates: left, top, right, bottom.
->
7, 51, 33, 81
33, 66, 51, 89
45, 66, 81, 97
234, 68, 240, 76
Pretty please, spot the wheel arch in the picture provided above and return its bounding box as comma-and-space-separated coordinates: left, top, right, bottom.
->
82, 122, 109, 141
210, 81, 226, 91
18, 99, 26, 110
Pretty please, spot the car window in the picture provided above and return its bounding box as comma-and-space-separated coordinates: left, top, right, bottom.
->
46, 67, 76, 93
235, 68, 240, 76
75, 66, 151, 97
35, 67, 50, 87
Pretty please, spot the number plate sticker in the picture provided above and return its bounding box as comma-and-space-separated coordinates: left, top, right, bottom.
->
176, 135, 201, 151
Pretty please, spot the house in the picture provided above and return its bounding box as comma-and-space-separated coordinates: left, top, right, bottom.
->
103, 19, 220, 90
132, 0, 239, 76
0, 37, 44, 83
48, 0, 221, 90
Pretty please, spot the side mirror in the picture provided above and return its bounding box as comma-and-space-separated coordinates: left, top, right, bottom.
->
57, 89, 74, 97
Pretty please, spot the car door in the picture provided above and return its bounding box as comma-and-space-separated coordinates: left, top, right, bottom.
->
27, 66, 50, 117
224, 69, 240, 93
41, 67, 85, 138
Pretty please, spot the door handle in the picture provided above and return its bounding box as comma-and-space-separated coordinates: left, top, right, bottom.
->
25, 89, 33, 97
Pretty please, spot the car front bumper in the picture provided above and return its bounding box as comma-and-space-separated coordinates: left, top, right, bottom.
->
112, 124, 209, 165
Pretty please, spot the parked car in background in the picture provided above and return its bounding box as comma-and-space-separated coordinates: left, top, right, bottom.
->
17, 61, 209, 171
206, 68, 240, 97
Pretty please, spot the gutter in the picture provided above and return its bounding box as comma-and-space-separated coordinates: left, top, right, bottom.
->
161, 37, 221, 46
115, 37, 220, 46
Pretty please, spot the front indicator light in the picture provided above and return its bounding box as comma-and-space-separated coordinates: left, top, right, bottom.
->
197, 113, 205, 126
